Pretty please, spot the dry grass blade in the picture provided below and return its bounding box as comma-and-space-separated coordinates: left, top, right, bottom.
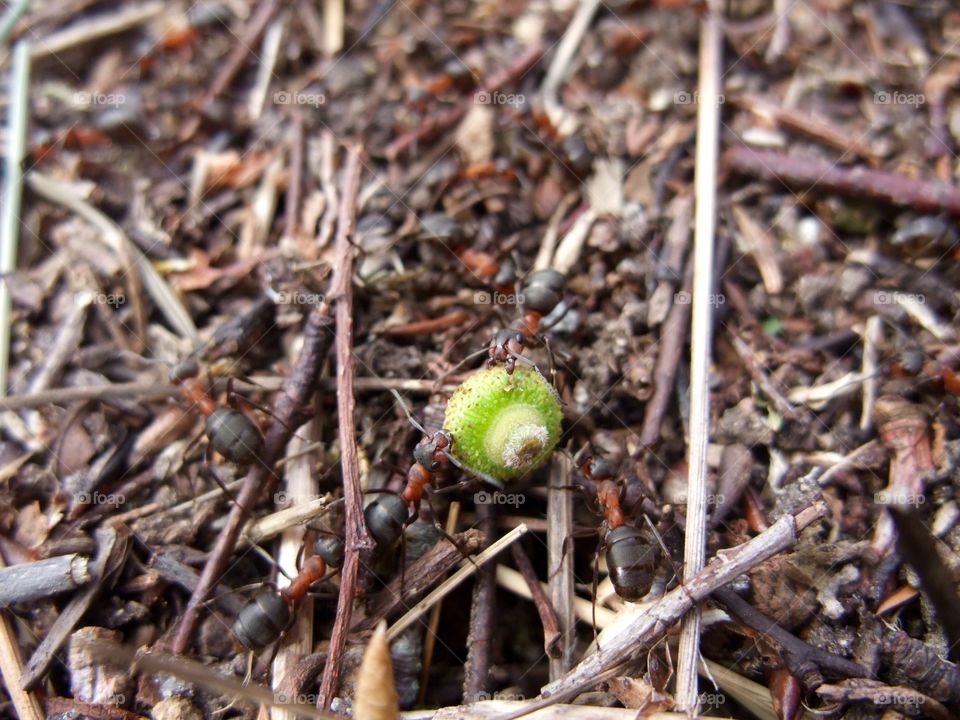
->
676, 0, 724, 710
0, 40, 30, 397
354, 621, 400, 720
25, 172, 198, 343
387, 524, 529, 641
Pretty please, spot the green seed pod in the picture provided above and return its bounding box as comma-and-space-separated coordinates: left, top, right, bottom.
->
443, 365, 562, 483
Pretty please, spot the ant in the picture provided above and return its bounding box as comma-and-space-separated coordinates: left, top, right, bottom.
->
578, 456, 661, 601
365, 429, 454, 549
169, 359, 264, 467
364, 391, 499, 552
232, 534, 345, 651
488, 268, 566, 375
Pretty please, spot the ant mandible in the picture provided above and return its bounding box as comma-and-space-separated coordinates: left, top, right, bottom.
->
488, 268, 566, 375
579, 456, 659, 601
232, 534, 345, 650
169, 359, 264, 467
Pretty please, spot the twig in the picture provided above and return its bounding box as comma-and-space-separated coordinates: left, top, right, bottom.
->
0, 554, 90, 604
727, 330, 806, 422
859, 316, 882, 431
179, 0, 280, 140
387, 524, 529, 641
355, 530, 485, 631
22, 527, 129, 689
323, 0, 344, 55
385, 43, 543, 160
510, 541, 561, 658
547, 452, 576, 678
638, 256, 692, 450
272, 418, 322, 720
383, 309, 471, 336
170, 306, 335, 653
0, 553, 43, 720
29, 2, 163, 59
887, 504, 960, 664
0, 40, 30, 397
284, 111, 305, 241
712, 586, 867, 687
533, 503, 826, 704
496, 566, 616, 629
26, 173, 198, 343
0, 0, 29, 48
419, 503, 462, 705
0, 376, 457, 412
316, 144, 367, 710
539, 0, 601, 135
724, 146, 960, 216
675, 5, 723, 707
464, 504, 498, 701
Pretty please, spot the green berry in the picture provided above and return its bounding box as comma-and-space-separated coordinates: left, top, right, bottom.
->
443, 365, 562, 483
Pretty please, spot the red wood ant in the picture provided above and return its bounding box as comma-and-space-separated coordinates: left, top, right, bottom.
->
488, 268, 566, 374
364, 429, 454, 549
169, 359, 264, 467
232, 534, 344, 650
579, 456, 660, 601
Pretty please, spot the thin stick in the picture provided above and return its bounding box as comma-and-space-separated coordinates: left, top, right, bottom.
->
496, 565, 616, 629
0, 554, 90, 604
547, 453, 576, 678
0, 0, 29, 48
316, 145, 367, 710
387, 524, 529, 641
0, 40, 30, 397
510, 541, 561, 657
539, 0, 601, 133
170, 306, 334, 653
29, 2, 163, 58
418, 503, 461, 705
0, 554, 43, 720
724, 146, 960, 216
676, 4, 723, 708
463, 504, 497, 701
534, 503, 825, 704
272, 417, 321, 720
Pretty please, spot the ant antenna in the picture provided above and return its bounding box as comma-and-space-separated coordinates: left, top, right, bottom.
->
390, 389, 429, 436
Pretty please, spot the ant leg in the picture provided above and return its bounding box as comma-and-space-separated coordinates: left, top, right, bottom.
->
422, 489, 480, 570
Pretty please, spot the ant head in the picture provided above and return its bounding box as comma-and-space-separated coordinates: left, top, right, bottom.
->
314, 535, 345, 569
413, 431, 452, 470
581, 456, 616, 482
169, 359, 201, 384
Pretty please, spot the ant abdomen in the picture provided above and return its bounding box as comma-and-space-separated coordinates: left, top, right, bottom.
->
364, 493, 409, 548
604, 525, 658, 601
205, 408, 263, 465
521, 269, 565, 315
233, 590, 291, 651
